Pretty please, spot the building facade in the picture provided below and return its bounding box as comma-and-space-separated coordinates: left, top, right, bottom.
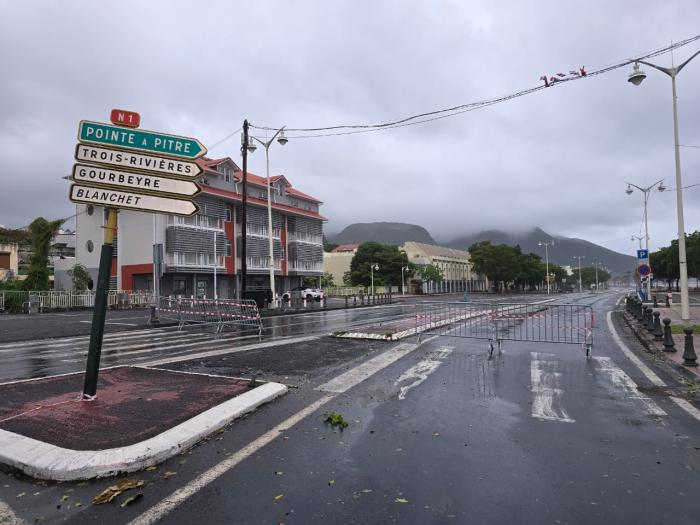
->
401, 241, 487, 293
74, 157, 325, 300
322, 244, 359, 286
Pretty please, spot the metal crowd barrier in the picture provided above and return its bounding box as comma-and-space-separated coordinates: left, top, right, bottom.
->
416, 302, 594, 357
158, 296, 262, 336
0, 292, 4, 312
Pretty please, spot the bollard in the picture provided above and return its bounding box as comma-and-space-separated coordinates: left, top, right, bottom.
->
665, 294, 670, 307
682, 326, 698, 367
662, 318, 675, 352
345, 296, 349, 308
636, 301, 645, 322
653, 311, 662, 340
653, 295, 658, 308
361, 294, 364, 306
645, 307, 654, 332
353, 295, 357, 307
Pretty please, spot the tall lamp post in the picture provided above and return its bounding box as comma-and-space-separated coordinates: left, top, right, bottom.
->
370, 263, 379, 296
625, 179, 665, 301
401, 266, 410, 295
538, 240, 554, 294
248, 127, 288, 308
631, 234, 644, 250
593, 261, 603, 292
573, 255, 585, 292
626, 49, 700, 321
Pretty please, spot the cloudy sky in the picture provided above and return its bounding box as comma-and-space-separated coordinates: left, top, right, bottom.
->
1, 0, 699, 255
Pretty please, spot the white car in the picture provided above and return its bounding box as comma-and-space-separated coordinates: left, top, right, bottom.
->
282, 287, 324, 302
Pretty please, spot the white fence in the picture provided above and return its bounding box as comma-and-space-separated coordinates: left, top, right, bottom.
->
0, 290, 154, 313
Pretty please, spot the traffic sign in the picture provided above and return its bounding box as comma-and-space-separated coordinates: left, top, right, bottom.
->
75, 144, 203, 178
637, 249, 649, 260
78, 120, 207, 159
71, 164, 201, 197
110, 109, 140, 128
638, 263, 652, 277
69, 184, 199, 216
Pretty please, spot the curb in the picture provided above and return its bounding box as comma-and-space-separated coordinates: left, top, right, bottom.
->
618, 310, 700, 385
0, 381, 287, 481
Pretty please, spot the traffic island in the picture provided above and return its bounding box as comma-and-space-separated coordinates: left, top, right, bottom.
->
0, 366, 287, 480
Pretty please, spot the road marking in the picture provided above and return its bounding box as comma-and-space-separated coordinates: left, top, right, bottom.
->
530, 352, 575, 423
605, 311, 665, 387
129, 338, 431, 525
592, 356, 666, 416
606, 310, 700, 423
395, 346, 453, 400
315, 340, 429, 393
0, 499, 26, 524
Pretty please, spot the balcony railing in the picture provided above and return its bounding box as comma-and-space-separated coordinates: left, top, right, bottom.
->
287, 231, 322, 245
245, 257, 283, 271
288, 261, 323, 273
244, 225, 281, 239
168, 215, 223, 230
166, 253, 225, 268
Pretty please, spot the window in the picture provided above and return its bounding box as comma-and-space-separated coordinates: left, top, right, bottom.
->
173, 278, 186, 295
220, 164, 232, 182
225, 208, 232, 222
225, 240, 232, 257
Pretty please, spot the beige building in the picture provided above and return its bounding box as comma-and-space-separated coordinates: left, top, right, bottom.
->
401, 241, 487, 293
323, 244, 359, 286
0, 243, 19, 281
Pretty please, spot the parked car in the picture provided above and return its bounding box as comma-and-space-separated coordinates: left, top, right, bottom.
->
282, 287, 324, 302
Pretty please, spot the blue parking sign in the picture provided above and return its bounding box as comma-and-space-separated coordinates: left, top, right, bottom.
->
637, 249, 649, 260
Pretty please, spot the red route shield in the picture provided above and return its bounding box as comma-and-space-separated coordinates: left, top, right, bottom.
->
110, 109, 141, 128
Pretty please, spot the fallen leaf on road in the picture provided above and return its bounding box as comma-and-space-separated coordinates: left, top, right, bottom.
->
274, 494, 284, 500
16, 492, 26, 498
275, 471, 284, 476
120, 493, 143, 507
60, 495, 70, 502
395, 498, 409, 503
163, 471, 177, 479
92, 479, 144, 505
328, 480, 335, 486
145, 466, 157, 471
361, 489, 372, 494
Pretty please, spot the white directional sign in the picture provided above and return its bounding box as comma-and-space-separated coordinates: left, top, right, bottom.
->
70, 184, 199, 216
75, 144, 203, 178
72, 164, 201, 197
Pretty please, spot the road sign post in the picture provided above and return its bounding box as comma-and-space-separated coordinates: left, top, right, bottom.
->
73, 111, 206, 399
82, 207, 117, 399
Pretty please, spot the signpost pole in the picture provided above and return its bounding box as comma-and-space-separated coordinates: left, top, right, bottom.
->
241, 120, 249, 297
82, 207, 118, 398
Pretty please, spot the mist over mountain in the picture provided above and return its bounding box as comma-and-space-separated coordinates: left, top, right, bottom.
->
328, 222, 635, 275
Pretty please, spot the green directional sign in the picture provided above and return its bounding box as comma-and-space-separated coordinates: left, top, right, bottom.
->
78, 120, 207, 159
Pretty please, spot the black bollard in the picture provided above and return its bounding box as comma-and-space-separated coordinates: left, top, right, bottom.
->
665, 293, 670, 308
662, 318, 675, 352
682, 326, 698, 367
653, 311, 662, 340
645, 307, 655, 332
637, 301, 645, 322
345, 296, 348, 308
653, 295, 658, 308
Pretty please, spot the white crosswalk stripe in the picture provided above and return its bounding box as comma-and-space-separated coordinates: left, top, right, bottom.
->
530, 352, 575, 423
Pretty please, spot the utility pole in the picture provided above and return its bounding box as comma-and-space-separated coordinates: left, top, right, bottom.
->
573, 255, 585, 293
240, 120, 249, 297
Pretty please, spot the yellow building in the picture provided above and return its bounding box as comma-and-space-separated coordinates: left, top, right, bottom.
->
401, 241, 487, 293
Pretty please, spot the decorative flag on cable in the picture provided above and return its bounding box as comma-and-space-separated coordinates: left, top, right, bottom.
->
540, 66, 587, 87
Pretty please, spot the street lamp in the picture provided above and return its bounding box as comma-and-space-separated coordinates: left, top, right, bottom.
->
631, 235, 644, 250
538, 240, 554, 294
401, 266, 410, 295
573, 255, 585, 292
592, 261, 603, 292
626, 49, 700, 321
248, 127, 288, 308
625, 179, 665, 301
370, 263, 379, 296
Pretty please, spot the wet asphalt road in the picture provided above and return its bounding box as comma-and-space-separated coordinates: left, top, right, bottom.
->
1, 290, 699, 524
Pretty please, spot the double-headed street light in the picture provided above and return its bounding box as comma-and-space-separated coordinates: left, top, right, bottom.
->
625, 179, 665, 301
248, 127, 288, 308
538, 240, 554, 294
631, 234, 644, 250
627, 49, 700, 321
370, 263, 379, 296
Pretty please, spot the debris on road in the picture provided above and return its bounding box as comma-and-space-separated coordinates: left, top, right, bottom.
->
92, 479, 144, 505
324, 411, 349, 429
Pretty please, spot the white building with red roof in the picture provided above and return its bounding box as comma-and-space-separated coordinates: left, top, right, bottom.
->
74, 156, 325, 300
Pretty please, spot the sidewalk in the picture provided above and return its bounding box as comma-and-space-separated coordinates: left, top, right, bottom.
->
623, 301, 700, 381
0, 366, 286, 480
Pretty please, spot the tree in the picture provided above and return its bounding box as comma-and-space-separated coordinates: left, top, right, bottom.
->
323, 234, 339, 253
468, 241, 521, 292
68, 263, 91, 292
348, 242, 411, 287
415, 264, 443, 282
23, 217, 64, 291
515, 251, 545, 290
303, 272, 335, 288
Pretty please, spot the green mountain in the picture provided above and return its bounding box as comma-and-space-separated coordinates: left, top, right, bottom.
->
329, 222, 436, 246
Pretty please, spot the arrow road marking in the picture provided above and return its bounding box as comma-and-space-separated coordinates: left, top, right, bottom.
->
394, 346, 453, 400
530, 352, 575, 423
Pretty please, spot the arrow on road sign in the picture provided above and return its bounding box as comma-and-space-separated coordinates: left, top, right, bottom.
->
69, 184, 199, 216
75, 144, 203, 178
71, 164, 201, 197
78, 120, 207, 159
